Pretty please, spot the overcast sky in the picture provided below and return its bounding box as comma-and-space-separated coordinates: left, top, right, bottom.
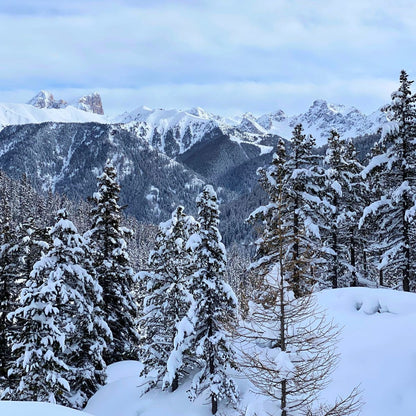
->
0, 0, 414, 116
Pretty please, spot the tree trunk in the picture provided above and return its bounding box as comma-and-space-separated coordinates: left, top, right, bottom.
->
211, 394, 218, 415
281, 379, 287, 416
171, 373, 179, 392
332, 230, 338, 289
350, 235, 357, 286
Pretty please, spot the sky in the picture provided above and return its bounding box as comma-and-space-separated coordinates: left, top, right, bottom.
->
0, 0, 415, 117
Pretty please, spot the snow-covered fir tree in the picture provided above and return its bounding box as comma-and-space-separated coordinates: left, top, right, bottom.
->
248, 128, 324, 297
241, 169, 360, 416
87, 161, 139, 362
321, 131, 365, 288
187, 185, 239, 415
359, 140, 387, 286
360, 70, 416, 291
139, 205, 198, 392
7, 209, 109, 408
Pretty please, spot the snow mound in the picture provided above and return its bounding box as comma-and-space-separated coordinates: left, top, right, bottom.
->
0, 401, 94, 416
106, 360, 144, 384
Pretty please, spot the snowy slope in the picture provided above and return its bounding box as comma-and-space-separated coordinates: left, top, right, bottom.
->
0, 97, 386, 152
0, 103, 107, 127
83, 287, 416, 416
116, 106, 223, 156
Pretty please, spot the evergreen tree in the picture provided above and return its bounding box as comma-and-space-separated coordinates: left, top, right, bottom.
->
187, 185, 238, 415
88, 161, 139, 362
241, 163, 361, 416
321, 131, 365, 288
8, 209, 108, 408
360, 70, 416, 291
359, 140, 387, 286
249, 128, 324, 297
139, 205, 198, 392
342, 139, 366, 286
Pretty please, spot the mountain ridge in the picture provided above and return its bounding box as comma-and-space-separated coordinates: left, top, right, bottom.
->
0, 95, 388, 150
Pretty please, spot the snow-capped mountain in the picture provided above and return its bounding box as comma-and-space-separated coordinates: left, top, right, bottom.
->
116, 100, 388, 153
28, 90, 67, 109
71, 92, 104, 115
0, 94, 388, 154
0, 103, 106, 127
256, 100, 387, 146
116, 106, 224, 157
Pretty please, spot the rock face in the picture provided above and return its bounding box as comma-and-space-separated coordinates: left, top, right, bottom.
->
75, 92, 104, 115
28, 91, 104, 114
27, 90, 67, 109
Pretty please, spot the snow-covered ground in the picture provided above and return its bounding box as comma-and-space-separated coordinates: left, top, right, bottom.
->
86, 287, 416, 416
0, 401, 94, 416
3, 287, 416, 415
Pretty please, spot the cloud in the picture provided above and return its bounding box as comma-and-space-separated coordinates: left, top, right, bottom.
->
0, 0, 414, 114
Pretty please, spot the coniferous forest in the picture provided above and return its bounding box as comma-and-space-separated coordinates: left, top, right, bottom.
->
1, 71, 416, 416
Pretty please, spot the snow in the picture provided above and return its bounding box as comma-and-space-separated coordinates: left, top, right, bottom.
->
0, 401, 94, 416
5, 287, 416, 415
85, 288, 416, 416
0, 103, 107, 127
255, 100, 388, 146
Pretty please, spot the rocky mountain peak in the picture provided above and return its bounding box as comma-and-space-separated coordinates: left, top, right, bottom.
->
28, 91, 104, 115
256, 109, 286, 129
75, 92, 104, 115
27, 90, 67, 109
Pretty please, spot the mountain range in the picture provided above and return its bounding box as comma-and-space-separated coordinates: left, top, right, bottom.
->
0, 91, 387, 244
0, 90, 388, 147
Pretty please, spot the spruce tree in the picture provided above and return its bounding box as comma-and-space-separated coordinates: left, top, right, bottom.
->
187, 185, 238, 415
249, 129, 324, 297
88, 161, 139, 362
139, 206, 198, 392
359, 140, 387, 286
360, 70, 416, 291
321, 131, 365, 288
241, 158, 361, 416
8, 209, 108, 408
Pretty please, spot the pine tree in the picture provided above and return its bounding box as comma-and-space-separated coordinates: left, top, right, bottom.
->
88, 161, 139, 362
342, 139, 366, 286
360, 70, 416, 291
187, 185, 238, 415
8, 209, 108, 408
249, 128, 324, 297
241, 163, 361, 416
321, 131, 365, 288
359, 140, 387, 286
139, 205, 198, 392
